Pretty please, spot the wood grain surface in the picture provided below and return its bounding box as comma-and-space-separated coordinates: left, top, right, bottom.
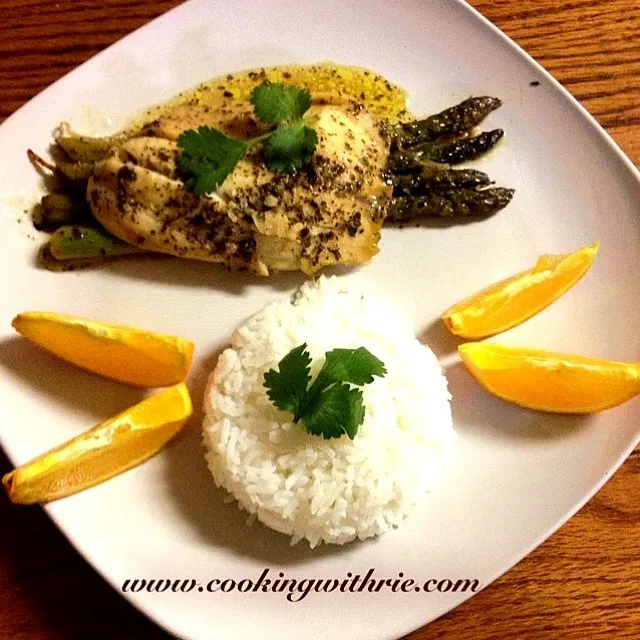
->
1, 0, 639, 638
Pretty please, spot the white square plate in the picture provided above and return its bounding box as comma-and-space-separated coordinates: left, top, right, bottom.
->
1, 1, 639, 639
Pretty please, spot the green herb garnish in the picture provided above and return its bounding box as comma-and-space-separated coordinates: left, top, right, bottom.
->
263, 122, 318, 173
176, 83, 318, 194
263, 344, 387, 440
251, 83, 312, 123
176, 127, 248, 195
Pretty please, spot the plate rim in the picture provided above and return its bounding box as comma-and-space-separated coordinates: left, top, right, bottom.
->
1, 1, 639, 639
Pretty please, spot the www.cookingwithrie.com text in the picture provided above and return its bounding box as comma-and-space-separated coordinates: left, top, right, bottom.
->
122, 569, 482, 602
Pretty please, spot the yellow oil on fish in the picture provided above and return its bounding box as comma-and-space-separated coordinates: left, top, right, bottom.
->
140, 63, 409, 126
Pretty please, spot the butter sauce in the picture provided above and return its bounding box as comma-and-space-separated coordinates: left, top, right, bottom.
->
139, 63, 409, 129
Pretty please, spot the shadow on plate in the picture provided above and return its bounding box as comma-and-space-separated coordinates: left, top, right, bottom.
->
161, 343, 358, 565
30, 234, 367, 295
28, 246, 310, 295
0, 336, 145, 424
102, 256, 311, 294
445, 360, 590, 442
418, 317, 463, 359
101, 258, 363, 293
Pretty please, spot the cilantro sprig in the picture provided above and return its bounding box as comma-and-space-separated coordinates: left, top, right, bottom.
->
263, 344, 387, 440
176, 82, 318, 194
176, 128, 247, 195
251, 83, 311, 123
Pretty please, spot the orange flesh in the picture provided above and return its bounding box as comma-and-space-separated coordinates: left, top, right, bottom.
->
459, 343, 640, 413
12, 312, 194, 387
442, 243, 599, 339
2, 383, 192, 504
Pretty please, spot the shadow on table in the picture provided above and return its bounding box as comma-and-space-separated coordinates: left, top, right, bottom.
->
0, 449, 173, 639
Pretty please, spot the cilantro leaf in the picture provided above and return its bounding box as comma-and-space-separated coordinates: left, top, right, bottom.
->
251, 83, 312, 124
263, 344, 386, 440
176, 83, 318, 193
263, 343, 312, 420
263, 122, 318, 173
302, 384, 364, 440
314, 347, 387, 388
176, 126, 248, 194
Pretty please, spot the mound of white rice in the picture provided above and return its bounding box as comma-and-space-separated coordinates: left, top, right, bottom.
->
202, 276, 454, 547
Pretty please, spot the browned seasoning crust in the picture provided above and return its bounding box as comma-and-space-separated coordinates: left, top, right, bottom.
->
87, 101, 391, 275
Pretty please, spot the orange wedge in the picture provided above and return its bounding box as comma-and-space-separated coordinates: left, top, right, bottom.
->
442, 243, 599, 339
2, 383, 192, 504
12, 311, 194, 387
458, 343, 640, 413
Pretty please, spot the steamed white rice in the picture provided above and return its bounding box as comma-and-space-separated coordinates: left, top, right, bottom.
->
202, 276, 454, 547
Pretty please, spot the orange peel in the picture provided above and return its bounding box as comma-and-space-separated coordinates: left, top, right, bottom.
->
12, 311, 194, 387
442, 243, 599, 339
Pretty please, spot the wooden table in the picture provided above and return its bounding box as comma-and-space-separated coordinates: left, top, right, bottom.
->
1, 1, 639, 638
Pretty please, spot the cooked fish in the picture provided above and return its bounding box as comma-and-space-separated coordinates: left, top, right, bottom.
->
87, 102, 390, 275
30, 65, 513, 274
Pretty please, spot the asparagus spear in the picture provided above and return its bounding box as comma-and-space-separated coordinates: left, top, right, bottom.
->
387, 187, 514, 221
32, 194, 93, 231
388, 130, 504, 172
56, 161, 96, 181
417, 129, 504, 164
27, 148, 95, 183
47, 226, 143, 260
55, 131, 128, 162
392, 167, 492, 196
393, 96, 502, 148
38, 244, 112, 272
